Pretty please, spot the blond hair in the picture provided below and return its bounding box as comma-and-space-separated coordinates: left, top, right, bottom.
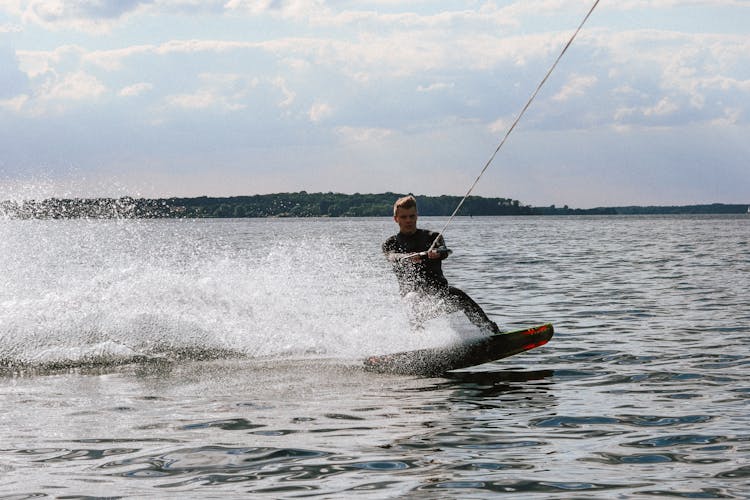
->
393, 195, 417, 216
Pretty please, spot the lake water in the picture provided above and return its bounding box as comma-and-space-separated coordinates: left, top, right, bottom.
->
1, 215, 748, 498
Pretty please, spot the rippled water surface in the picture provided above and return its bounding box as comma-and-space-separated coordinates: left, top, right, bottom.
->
1, 215, 748, 498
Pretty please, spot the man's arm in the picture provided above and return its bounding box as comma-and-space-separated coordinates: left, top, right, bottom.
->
384, 248, 425, 263
382, 238, 405, 262
383, 238, 426, 263
427, 234, 451, 260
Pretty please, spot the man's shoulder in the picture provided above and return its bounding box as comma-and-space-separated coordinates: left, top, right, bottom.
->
416, 228, 439, 237
382, 233, 399, 251
414, 228, 441, 243
383, 229, 431, 241
383, 228, 438, 246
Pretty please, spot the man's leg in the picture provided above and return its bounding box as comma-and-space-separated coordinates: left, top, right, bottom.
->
446, 286, 499, 334
403, 291, 443, 330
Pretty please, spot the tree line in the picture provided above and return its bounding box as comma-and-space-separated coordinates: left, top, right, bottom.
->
0, 192, 536, 219
1, 192, 746, 219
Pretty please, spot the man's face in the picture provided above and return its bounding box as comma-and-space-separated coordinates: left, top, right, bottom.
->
394, 206, 418, 235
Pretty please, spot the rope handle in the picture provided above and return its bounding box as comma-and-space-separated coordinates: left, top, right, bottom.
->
399, 246, 453, 261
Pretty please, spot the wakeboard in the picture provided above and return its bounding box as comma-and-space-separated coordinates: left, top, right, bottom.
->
363, 323, 553, 377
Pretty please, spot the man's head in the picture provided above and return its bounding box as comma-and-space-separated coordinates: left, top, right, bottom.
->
393, 195, 418, 235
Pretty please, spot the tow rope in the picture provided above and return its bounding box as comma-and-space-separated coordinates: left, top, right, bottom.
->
429, 0, 601, 251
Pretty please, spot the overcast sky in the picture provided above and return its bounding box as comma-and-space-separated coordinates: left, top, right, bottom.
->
1, 1, 748, 208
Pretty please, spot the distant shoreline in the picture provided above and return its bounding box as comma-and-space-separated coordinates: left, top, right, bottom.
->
1, 192, 748, 219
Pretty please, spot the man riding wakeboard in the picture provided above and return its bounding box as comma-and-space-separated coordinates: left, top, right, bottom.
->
382, 195, 500, 334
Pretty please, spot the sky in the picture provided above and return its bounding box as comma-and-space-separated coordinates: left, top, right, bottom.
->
0, 0, 748, 208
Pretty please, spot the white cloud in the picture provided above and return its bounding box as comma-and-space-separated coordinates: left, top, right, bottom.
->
552, 74, 598, 102
165, 90, 214, 109
308, 101, 332, 122
613, 106, 636, 122
335, 126, 393, 143
643, 97, 679, 117
271, 77, 295, 107
0, 94, 29, 112
488, 117, 510, 136
9, 0, 151, 33
17, 45, 85, 78
48, 4, 551, 80
4, 70, 107, 115
280, 57, 310, 72
614, 0, 746, 8
45, 71, 101, 101
703, 75, 750, 93
163, 73, 258, 112
84, 41, 259, 71
417, 82, 454, 93
612, 84, 645, 99
710, 107, 741, 127
223, 0, 339, 25
84, 45, 148, 71
0, 0, 538, 34
10, 22, 747, 130
119, 82, 152, 97
605, 30, 749, 105
0, 22, 23, 32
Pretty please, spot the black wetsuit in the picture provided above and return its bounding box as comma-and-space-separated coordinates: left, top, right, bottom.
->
382, 229, 498, 333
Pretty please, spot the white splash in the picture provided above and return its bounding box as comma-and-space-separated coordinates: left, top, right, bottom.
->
0, 217, 467, 369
